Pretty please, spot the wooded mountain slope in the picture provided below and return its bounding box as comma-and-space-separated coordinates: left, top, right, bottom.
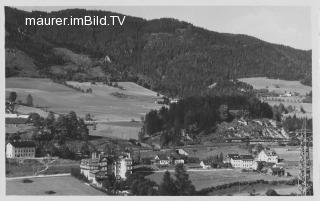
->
5, 7, 311, 97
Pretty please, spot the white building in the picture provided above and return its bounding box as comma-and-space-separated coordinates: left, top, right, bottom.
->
114, 152, 132, 180
225, 154, 258, 170
80, 151, 132, 185
200, 161, 210, 169
6, 141, 36, 158
257, 150, 279, 164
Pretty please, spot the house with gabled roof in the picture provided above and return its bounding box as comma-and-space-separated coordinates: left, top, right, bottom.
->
169, 151, 184, 165
6, 141, 36, 158
152, 154, 170, 167
257, 149, 279, 164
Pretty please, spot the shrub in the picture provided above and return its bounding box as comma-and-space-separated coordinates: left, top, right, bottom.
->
22, 179, 34, 183
45, 190, 56, 195
266, 189, 279, 196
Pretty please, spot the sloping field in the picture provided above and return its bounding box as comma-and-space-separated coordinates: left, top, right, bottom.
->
239, 77, 311, 95
6, 78, 161, 121
6, 77, 161, 139
239, 77, 312, 118
6, 175, 105, 195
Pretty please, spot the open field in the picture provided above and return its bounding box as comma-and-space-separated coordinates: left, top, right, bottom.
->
90, 121, 143, 140
146, 169, 294, 191
139, 144, 250, 160
6, 175, 105, 195
6, 78, 161, 121
6, 158, 79, 178
6, 159, 45, 178
208, 183, 299, 196
239, 77, 312, 118
271, 146, 313, 178
239, 77, 311, 95
6, 77, 161, 139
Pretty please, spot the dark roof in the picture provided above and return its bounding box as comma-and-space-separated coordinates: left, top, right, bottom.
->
156, 154, 169, 160
6, 118, 29, 124
239, 155, 254, 160
169, 151, 181, 159
227, 154, 239, 159
8, 141, 36, 148
263, 150, 277, 156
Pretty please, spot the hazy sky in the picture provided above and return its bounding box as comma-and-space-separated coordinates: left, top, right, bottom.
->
17, 6, 311, 50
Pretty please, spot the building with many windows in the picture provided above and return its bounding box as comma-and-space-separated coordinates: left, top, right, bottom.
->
224, 154, 258, 170
114, 152, 132, 180
6, 141, 36, 158
80, 151, 132, 186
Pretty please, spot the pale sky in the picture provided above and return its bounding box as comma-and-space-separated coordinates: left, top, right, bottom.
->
16, 6, 311, 50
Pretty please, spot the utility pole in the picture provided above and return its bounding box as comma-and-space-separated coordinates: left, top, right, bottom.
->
298, 118, 312, 196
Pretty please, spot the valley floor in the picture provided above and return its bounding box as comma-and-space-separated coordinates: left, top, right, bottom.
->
6, 175, 106, 195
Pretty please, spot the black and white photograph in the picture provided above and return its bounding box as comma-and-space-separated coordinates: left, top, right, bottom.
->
2, 0, 318, 198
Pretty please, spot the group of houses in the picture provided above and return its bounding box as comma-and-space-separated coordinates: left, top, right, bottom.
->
199, 149, 285, 176
80, 151, 132, 186
225, 149, 279, 169
146, 149, 189, 167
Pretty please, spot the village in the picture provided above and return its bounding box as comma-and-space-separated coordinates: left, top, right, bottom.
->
5, 111, 297, 195
4, 74, 313, 196
4, 5, 313, 196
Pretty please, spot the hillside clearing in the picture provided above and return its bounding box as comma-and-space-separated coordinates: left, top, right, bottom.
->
239, 77, 311, 95
6, 77, 161, 139
6, 78, 161, 122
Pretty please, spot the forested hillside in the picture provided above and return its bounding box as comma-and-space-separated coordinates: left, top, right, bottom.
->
5, 7, 311, 97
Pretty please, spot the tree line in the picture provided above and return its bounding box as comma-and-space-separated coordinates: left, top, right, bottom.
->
140, 94, 273, 146
28, 111, 89, 158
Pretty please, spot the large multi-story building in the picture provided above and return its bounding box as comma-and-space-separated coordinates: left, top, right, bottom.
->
114, 153, 132, 179
224, 154, 258, 170
80, 151, 132, 185
6, 141, 36, 158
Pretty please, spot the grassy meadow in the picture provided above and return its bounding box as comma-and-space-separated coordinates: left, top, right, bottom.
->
6, 175, 105, 195
6, 77, 161, 139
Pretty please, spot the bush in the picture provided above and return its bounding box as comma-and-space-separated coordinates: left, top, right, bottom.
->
22, 179, 34, 183
266, 189, 279, 196
45, 190, 56, 195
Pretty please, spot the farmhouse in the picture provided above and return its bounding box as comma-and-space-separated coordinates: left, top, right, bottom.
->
200, 161, 211, 169
257, 150, 279, 164
169, 152, 185, 165
224, 154, 258, 170
267, 167, 285, 176
6, 141, 36, 158
152, 154, 170, 167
